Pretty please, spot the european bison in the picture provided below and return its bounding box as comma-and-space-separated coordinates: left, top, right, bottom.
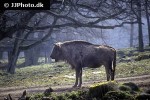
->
50, 40, 116, 87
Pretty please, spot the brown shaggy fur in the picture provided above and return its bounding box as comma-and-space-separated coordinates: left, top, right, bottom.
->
50, 40, 116, 87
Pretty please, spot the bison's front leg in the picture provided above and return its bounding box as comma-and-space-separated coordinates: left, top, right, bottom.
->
73, 68, 79, 87
73, 68, 82, 87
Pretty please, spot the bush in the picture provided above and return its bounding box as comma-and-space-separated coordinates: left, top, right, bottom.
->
89, 81, 118, 99
119, 85, 131, 92
102, 91, 134, 100
122, 82, 139, 92
136, 93, 150, 100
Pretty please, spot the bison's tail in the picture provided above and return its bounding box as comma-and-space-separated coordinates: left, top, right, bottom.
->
111, 50, 116, 80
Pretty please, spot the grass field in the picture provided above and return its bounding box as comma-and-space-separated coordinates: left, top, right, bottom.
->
0, 48, 150, 88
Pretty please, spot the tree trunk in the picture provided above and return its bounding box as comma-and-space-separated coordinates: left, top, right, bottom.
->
130, 17, 134, 47
7, 32, 21, 74
7, 51, 12, 64
24, 47, 39, 66
0, 52, 2, 59
137, 0, 144, 52
24, 49, 33, 66
24, 33, 42, 66
23, 18, 57, 66
145, 0, 150, 46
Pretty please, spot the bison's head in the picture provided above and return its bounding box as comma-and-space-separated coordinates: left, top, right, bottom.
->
50, 43, 63, 62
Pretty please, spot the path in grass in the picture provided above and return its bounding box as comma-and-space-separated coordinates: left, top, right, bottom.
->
0, 74, 150, 99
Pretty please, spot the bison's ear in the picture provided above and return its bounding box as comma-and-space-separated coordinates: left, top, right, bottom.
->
55, 42, 62, 48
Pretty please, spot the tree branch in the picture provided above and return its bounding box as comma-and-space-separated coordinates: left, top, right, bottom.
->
20, 18, 57, 50
24, 20, 138, 31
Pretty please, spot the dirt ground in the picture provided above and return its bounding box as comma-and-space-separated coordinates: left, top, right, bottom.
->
0, 74, 150, 100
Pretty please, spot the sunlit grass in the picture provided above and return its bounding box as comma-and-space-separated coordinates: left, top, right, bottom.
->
0, 62, 73, 87
0, 58, 150, 88
116, 59, 150, 77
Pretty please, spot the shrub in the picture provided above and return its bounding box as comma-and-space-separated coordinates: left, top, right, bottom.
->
102, 91, 134, 100
89, 81, 118, 99
136, 93, 150, 100
122, 82, 139, 92
119, 85, 131, 92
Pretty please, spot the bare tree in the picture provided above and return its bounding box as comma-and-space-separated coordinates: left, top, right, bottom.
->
1, 0, 148, 73
145, 0, 150, 46
130, 0, 144, 51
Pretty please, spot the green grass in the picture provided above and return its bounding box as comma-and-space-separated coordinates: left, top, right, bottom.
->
0, 59, 150, 88
0, 62, 75, 87
116, 59, 150, 77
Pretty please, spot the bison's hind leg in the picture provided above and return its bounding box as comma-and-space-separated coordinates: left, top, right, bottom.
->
111, 69, 115, 80
105, 66, 111, 81
78, 68, 82, 87
111, 60, 116, 80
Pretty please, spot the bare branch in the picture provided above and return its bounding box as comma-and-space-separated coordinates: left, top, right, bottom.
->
20, 17, 57, 50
